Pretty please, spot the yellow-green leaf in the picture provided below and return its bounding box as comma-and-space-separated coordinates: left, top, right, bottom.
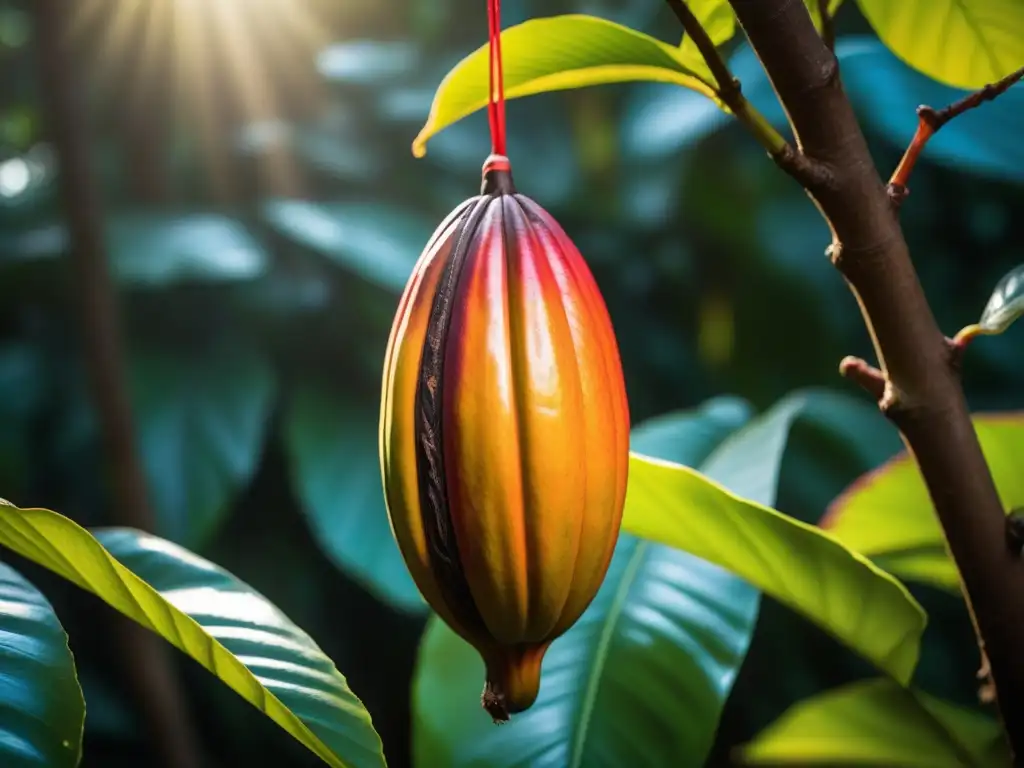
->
740, 678, 1008, 767
0, 503, 385, 768
677, 0, 736, 84
823, 414, 1024, 593
805, 0, 844, 34
623, 436, 926, 683
413, 14, 715, 158
857, 0, 1024, 88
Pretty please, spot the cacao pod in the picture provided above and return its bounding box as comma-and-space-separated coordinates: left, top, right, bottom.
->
379, 157, 630, 721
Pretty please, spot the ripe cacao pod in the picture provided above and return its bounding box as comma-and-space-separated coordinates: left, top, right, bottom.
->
379, 157, 630, 721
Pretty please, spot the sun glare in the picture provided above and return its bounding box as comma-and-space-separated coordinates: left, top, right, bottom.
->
70, 0, 332, 196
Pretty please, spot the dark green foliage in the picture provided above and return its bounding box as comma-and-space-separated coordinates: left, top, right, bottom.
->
0, 0, 1021, 765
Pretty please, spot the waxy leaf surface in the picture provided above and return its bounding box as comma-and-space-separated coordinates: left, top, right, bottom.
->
413, 14, 715, 157
0, 558, 84, 768
742, 678, 1008, 766
857, 0, 1024, 88
823, 414, 1024, 593
0, 503, 385, 768
623, 393, 926, 683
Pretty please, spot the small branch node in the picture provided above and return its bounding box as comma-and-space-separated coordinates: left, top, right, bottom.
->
838, 355, 886, 401
1006, 509, 1024, 558
978, 652, 997, 705
886, 182, 910, 210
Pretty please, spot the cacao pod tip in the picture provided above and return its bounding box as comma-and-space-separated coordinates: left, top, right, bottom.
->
481, 683, 511, 724
481, 154, 515, 196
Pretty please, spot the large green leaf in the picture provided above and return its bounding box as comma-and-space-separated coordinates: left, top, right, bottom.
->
623, 393, 926, 684
0, 559, 84, 768
414, 396, 762, 768
822, 414, 1024, 593
262, 200, 436, 293
0, 503, 385, 768
740, 678, 1009, 767
0, 215, 269, 286
129, 345, 276, 548
283, 386, 424, 613
412, 14, 715, 158
108, 214, 269, 286
857, 0, 1024, 88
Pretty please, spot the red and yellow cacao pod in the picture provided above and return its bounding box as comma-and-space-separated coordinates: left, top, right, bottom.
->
379, 159, 630, 721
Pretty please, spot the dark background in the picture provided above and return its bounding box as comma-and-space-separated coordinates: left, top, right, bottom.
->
0, 0, 1021, 765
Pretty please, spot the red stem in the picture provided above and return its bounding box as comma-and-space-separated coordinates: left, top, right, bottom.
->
487, 0, 507, 157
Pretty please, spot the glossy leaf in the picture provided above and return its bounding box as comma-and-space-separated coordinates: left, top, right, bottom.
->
283, 386, 424, 613
412, 14, 716, 158
0, 558, 84, 768
262, 200, 435, 293
823, 414, 1024, 593
108, 214, 269, 286
741, 678, 1009, 767
129, 345, 276, 548
0, 503, 385, 768
624, 393, 926, 683
414, 396, 762, 768
677, 0, 735, 84
857, 0, 1024, 89
978, 264, 1024, 335
0, 215, 268, 286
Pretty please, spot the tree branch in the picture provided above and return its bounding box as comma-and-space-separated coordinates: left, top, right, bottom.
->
728, 0, 1024, 757
34, 3, 205, 767
664, 0, 831, 188
888, 64, 1024, 208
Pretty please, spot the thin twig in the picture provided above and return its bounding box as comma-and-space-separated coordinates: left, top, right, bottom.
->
664, 0, 832, 189
33, 3, 205, 767
888, 64, 1024, 207
815, 0, 835, 50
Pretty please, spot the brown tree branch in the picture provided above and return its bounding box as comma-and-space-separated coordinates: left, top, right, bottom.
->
664, 0, 831, 188
34, 3, 205, 767
888, 64, 1024, 208
728, 0, 1024, 757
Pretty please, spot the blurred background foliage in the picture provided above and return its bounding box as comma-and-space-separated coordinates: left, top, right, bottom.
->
0, 0, 1021, 765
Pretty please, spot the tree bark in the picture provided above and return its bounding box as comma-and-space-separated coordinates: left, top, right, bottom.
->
727, 0, 1024, 756
34, 2, 205, 766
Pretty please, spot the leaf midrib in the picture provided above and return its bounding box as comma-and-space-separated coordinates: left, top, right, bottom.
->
567, 541, 648, 768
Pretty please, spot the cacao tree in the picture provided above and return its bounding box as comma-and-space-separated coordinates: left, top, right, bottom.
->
0, 0, 1021, 766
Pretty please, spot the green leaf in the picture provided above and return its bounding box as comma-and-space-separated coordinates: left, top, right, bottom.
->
623, 392, 927, 684
823, 414, 1024, 593
283, 386, 424, 613
108, 214, 269, 286
412, 14, 716, 158
740, 678, 1009, 767
129, 345, 276, 549
0, 503, 385, 768
856, 0, 1024, 88
262, 200, 435, 293
677, 1, 736, 84
978, 264, 1024, 335
414, 396, 761, 768
0, 558, 84, 768
804, 0, 844, 34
